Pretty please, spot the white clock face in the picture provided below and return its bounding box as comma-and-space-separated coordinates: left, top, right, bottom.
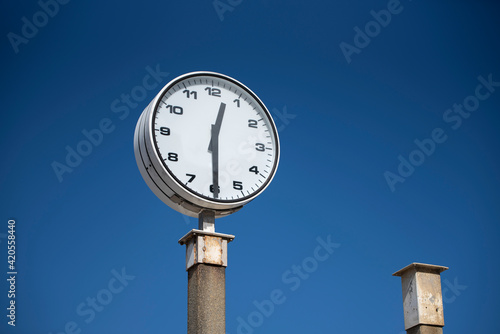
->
134, 72, 280, 217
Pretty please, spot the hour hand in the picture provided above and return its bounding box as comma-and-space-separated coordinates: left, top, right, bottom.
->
208, 124, 215, 153
208, 125, 213, 153
208, 103, 226, 152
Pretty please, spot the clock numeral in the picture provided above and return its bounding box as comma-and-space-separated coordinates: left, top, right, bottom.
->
209, 184, 220, 193
205, 87, 221, 97
233, 181, 243, 190
167, 152, 178, 162
159, 127, 170, 136
249, 166, 259, 174
248, 119, 258, 128
233, 99, 240, 108
186, 174, 196, 183
255, 143, 265, 152
166, 105, 183, 115
183, 90, 197, 99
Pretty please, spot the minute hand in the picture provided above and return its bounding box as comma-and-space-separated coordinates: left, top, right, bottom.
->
208, 102, 226, 198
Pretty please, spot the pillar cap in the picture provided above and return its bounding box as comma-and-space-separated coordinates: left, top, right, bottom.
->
393, 262, 449, 277
179, 229, 235, 270
178, 229, 235, 245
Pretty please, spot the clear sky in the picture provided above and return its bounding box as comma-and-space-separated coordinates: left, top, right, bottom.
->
1, 1, 499, 333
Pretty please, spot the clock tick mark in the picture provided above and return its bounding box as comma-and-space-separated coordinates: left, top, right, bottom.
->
259, 173, 265, 178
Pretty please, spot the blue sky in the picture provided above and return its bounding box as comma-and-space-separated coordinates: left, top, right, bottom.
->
1, 1, 499, 333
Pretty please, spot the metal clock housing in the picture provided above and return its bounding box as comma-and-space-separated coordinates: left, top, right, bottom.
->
134, 71, 280, 218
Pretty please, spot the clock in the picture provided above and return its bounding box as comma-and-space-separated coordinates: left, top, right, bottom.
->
134, 71, 280, 218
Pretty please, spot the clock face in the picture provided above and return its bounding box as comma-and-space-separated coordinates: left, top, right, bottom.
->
134, 72, 280, 217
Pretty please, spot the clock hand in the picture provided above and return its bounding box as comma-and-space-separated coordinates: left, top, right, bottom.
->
209, 102, 226, 198
208, 102, 226, 152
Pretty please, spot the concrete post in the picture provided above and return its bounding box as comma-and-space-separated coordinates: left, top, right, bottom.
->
179, 227, 235, 334
393, 263, 449, 334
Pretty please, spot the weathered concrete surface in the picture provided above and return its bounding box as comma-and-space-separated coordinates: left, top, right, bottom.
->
188, 263, 226, 334
179, 229, 234, 270
394, 263, 448, 330
407, 324, 444, 334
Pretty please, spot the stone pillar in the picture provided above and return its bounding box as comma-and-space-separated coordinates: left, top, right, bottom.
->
393, 263, 448, 334
179, 229, 235, 334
